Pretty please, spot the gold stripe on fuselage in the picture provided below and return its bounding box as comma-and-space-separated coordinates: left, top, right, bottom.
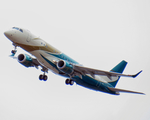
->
16, 42, 61, 53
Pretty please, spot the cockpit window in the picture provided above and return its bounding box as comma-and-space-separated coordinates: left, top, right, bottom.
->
12, 27, 23, 33
20, 29, 23, 32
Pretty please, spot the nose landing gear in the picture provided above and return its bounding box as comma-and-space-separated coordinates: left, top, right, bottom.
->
11, 50, 17, 56
10, 43, 18, 57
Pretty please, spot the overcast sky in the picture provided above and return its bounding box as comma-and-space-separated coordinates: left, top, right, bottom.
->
0, 0, 150, 120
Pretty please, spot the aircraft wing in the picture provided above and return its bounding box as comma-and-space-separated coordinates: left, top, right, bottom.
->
73, 65, 142, 79
32, 58, 48, 72
108, 87, 145, 95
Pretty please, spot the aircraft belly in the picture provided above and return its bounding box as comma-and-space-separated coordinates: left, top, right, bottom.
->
73, 76, 116, 95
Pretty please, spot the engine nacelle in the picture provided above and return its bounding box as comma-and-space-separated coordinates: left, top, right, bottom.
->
17, 54, 33, 67
57, 60, 74, 74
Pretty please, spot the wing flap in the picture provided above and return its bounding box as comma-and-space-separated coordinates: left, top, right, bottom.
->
108, 87, 145, 95
32, 58, 48, 72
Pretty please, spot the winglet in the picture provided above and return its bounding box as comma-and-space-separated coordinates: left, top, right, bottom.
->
132, 70, 142, 78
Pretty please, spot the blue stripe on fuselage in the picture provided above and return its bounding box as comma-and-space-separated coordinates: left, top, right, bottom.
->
45, 52, 78, 64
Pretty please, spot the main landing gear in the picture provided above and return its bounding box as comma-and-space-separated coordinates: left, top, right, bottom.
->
65, 79, 74, 85
39, 67, 48, 81
39, 74, 48, 81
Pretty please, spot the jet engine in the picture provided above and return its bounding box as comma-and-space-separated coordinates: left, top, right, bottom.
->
17, 54, 34, 67
57, 60, 74, 74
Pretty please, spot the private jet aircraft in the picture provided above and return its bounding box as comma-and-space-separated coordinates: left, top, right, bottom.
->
4, 27, 144, 95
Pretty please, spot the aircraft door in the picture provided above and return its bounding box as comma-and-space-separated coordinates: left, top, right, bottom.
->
26, 31, 31, 42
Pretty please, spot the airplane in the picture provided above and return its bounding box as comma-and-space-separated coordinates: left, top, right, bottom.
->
4, 27, 144, 95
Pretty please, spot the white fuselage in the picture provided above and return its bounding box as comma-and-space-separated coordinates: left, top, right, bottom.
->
4, 27, 61, 74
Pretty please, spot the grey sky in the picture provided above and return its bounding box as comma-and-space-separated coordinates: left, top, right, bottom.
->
0, 0, 150, 120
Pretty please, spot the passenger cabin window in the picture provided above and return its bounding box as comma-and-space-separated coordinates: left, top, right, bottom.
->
12, 27, 23, 33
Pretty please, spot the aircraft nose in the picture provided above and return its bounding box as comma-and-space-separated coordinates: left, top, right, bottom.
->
4, 30, 13, 38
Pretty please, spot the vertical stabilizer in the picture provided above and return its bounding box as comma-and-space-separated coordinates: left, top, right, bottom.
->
109, 60, 127, 87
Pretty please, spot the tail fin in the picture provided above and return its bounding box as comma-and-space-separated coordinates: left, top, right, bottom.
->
109, 60, 127, 87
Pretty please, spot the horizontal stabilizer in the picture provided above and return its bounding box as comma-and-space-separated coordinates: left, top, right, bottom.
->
108, 87, 145, 95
